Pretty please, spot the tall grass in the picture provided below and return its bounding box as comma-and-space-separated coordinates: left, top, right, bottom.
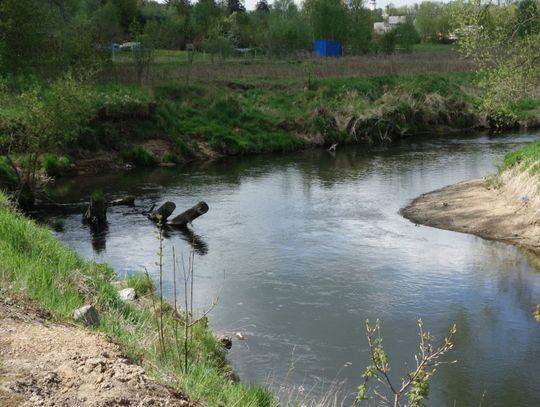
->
101, 51, 471, 84
501, 138, 540, 173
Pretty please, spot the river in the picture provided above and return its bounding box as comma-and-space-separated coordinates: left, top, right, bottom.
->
42, 132, 540, 406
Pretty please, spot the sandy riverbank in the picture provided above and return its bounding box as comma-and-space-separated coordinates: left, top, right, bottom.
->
0, 294, 193, 407
401, 171, 540, 259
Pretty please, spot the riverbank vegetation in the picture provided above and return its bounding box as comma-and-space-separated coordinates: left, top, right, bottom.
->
0, 191, 276, 406
2, 0, 540, 201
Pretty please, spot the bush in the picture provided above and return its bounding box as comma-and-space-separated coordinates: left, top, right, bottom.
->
119, 146, 157, 167
41, 154, 72, 177
0, 156, 18, 190
126, 274, 154, 297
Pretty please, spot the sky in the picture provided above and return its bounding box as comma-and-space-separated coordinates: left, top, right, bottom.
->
157, 0, 425, 13
239, 0, 418, 9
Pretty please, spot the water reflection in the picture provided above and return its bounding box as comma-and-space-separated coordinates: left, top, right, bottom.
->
88, 222, 107, 253
164, 225, 209, 256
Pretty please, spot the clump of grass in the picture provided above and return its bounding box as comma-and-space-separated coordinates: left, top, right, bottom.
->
0, 191, 276, 406
126, 274, 154, 297
41, 154, 72, 177
0, 156, 18, 189
501, 138, 540, 173
119, 146, 157, 167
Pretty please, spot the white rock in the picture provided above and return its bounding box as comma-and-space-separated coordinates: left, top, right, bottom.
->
118, 288, 137, 302
235, 332, 244, 340
73, 305, 100, 326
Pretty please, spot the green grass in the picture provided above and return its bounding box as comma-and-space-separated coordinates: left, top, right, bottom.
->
0, 193, 277, 406
119, 146, 158, 166
0, 157, 18, 189
41, 154, 72, 177
126, 274, 154, 297
413, 43, 457, 52
151, 73, 477, 158
0, 71, 535, 181
512, 98, 540, 121
501, 138, 540, 173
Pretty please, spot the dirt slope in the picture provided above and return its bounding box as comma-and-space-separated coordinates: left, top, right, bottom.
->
401, 177, 540, 257
0, 294, 194, 407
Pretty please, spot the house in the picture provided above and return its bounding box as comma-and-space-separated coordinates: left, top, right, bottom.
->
373, 15, 407, 34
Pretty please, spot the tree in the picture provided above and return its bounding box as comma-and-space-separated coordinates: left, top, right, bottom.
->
255, 0, 270, 13
394, 18, 420, 52
304, 0, 348, 42
227, 0, 245, 14
347, 0, 372, 53
266, 2, 311, 56
91, 1, 123, 45
110, 0, 139, 32
452, 0, 540, 124
192, 0, 224, 40
168, 0, 192, 16
3, 76, 94, 208
356, 319, 456, 407
415, 2, 451, 42
0, 0, 57, 73
516, 0, 540, 37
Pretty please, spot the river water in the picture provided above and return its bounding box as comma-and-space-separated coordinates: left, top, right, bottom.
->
43, 132, 540, 406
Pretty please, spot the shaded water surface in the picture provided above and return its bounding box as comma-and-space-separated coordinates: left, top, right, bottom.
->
43, 133, 540, 406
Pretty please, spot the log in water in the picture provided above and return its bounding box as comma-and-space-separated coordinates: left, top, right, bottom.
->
168, 201, 209, 227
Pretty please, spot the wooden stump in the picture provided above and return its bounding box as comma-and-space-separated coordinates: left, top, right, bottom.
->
168, 201, 209, 227
148, 201, 176, 222
84, 196, 107, 225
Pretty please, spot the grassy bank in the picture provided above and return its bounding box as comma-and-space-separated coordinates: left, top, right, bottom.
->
501, 137, 540, 173
0, 193, 276, 406
2, 72, 540, 183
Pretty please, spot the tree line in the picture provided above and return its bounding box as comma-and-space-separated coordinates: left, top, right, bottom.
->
0, 0, 467, 75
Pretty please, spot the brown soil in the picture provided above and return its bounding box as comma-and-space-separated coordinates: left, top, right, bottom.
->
74, 150, 119, 175
0, 295, 194, 407
402, 176, 540, 258
141, 139, 173, 158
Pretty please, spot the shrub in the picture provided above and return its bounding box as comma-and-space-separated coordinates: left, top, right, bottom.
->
126, 274, 154, 297
41, 154, 72, 177
119, 146, 157, 167
0, 156, 18, 189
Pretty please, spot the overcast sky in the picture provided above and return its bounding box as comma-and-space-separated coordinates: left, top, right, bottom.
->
157, 0, 423, 13
240, 0, 408, 9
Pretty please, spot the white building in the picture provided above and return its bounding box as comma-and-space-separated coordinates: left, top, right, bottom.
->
373, 16, 407, 34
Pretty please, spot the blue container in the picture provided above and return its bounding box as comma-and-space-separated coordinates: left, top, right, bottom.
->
313, 40, 342, 57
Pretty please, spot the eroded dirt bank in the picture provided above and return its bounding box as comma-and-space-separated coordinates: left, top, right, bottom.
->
401, 173, 540, 258
0, 294, 193, 407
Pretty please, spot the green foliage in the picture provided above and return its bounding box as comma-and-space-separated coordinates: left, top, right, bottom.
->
415, 1, 452, 42
126, 274, 154, 297
356, 319, 456, 407
0, 157, 18, 190
304, 0, 348, 42
41, 154, 72, 177
119, 146, 158, 166
516, 0, 540, 37
452, 0, 540, 124
4, 75, 95, 202
394, 19, 421, 53
266, 3, 312, 56
501, 138, 540, 172
347, 0, 373, 53
378, 31, 397, 54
